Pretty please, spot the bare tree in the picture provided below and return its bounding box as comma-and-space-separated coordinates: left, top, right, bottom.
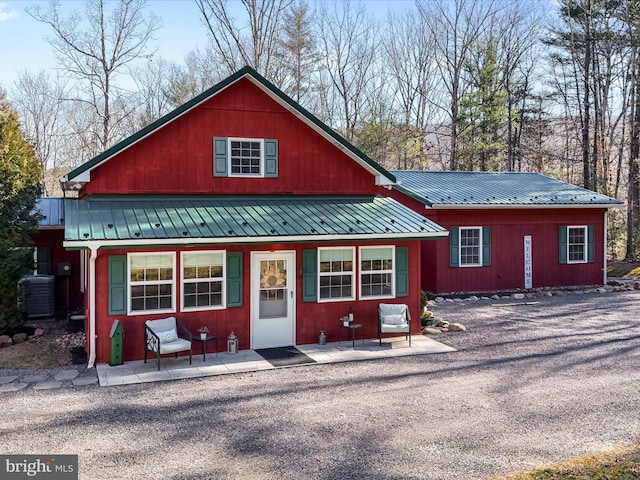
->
315, 0, 379, 141
27, 0, 161, 152
417, 0, 499, 170
195, 0, 293, 80
12, 70, 67, 194
378, 9, 441, 169
129, 57, 181, 130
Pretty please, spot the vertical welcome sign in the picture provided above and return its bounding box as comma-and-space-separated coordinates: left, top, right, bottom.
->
524, 236, 532, 289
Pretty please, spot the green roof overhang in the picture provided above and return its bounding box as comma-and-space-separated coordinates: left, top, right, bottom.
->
63, 195, 448, 248
392, 170, 624, 208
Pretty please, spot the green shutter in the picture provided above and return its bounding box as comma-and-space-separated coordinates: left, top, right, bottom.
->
213, 137, 228, 177
559, 226, 568, 264
395, 246, 409, 297
449, 227, 459, 267
482, 227, 491, 266
36, 247, 51, 275
108, 255, 127, 315
264, 139, 278, 178
302, 249, 317, 302
226, 251, 243, 307
587, 225, 595, 263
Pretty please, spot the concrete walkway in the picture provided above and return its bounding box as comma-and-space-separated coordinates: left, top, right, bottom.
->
0, 367, 99, 392
96, 335, 455, 386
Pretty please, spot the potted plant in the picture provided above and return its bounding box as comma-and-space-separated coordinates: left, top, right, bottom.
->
197, 326, 209, 339
421, 308, 434, 327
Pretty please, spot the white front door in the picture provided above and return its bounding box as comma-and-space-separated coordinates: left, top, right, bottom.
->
251, 251, 295, 349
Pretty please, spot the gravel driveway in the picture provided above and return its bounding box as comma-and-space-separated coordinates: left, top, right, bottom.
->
1, 290, 639, 479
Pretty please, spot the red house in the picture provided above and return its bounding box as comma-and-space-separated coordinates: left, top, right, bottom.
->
386, 170, 623, 295
60, 67, 447, 366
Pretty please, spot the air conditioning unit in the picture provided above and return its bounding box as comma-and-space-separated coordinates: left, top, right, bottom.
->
18, 275, 56, 319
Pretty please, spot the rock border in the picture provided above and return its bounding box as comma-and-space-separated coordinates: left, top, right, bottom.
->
421, 280, 639, 336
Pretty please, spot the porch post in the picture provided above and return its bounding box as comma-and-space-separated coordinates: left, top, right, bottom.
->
603, 211, 608, 285
87, 245, 98, 368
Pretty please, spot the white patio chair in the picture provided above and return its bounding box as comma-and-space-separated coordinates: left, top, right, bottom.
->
378, 303, 411, 346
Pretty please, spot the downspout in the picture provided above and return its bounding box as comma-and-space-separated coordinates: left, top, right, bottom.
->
88, 246, 98, 368
603, 211, 608, 285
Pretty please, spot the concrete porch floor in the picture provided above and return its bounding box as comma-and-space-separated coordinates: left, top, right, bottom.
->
97, 335, 455, 386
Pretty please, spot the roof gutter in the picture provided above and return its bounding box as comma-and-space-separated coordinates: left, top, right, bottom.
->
63, 231, 449, 249
426, 203, 624, 210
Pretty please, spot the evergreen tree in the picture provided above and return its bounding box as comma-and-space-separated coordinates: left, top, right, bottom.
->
457, 40, 509, 171
0, 91, 42, 335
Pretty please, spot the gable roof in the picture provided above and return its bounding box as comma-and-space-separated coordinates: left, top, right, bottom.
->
62, 66, 396, 188
392, 171, 624, 209
36, 197, 65, 229
63, 195, 447, 247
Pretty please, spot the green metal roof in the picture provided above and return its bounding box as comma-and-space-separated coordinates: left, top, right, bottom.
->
36, 197, 65, 228
392, 171, 624, 208
63, 66, 395, 186
63, 195, 447, 246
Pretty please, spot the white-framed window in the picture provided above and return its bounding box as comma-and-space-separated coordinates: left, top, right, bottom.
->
128, 253, 175, 315
359, 246, 395, 299
318, 247, 355, 302
567, 226, 587, 263
459, 227, 482, 266
229, 138, 263, 176
181, 251, 225, 311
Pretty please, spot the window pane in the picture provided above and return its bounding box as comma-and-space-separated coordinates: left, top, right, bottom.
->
130, 268, 144, 282
145, 268, 159, 281
145, 284, 159, 297
184, 266, 196, 279
211, 265, 223, 278
159, 268, 173, 280
131, 285, 145, 297
361, 247, 392, 261
131, 298, 145, 311
145, 297, 159, 310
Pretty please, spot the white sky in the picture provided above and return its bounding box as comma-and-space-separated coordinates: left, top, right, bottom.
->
0, 0, 412, 94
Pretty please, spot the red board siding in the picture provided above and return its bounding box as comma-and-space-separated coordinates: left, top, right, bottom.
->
383, 186, 609, 294
424, 208, 607, 294
92, 241, 421, 364
83, 78, 377, 197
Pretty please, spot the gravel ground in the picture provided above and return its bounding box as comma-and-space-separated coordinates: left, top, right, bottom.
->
0, 290, 639, 480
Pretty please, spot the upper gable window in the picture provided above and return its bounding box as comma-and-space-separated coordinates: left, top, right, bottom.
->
213, 137, 278, 178
230, 139, 262, 176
